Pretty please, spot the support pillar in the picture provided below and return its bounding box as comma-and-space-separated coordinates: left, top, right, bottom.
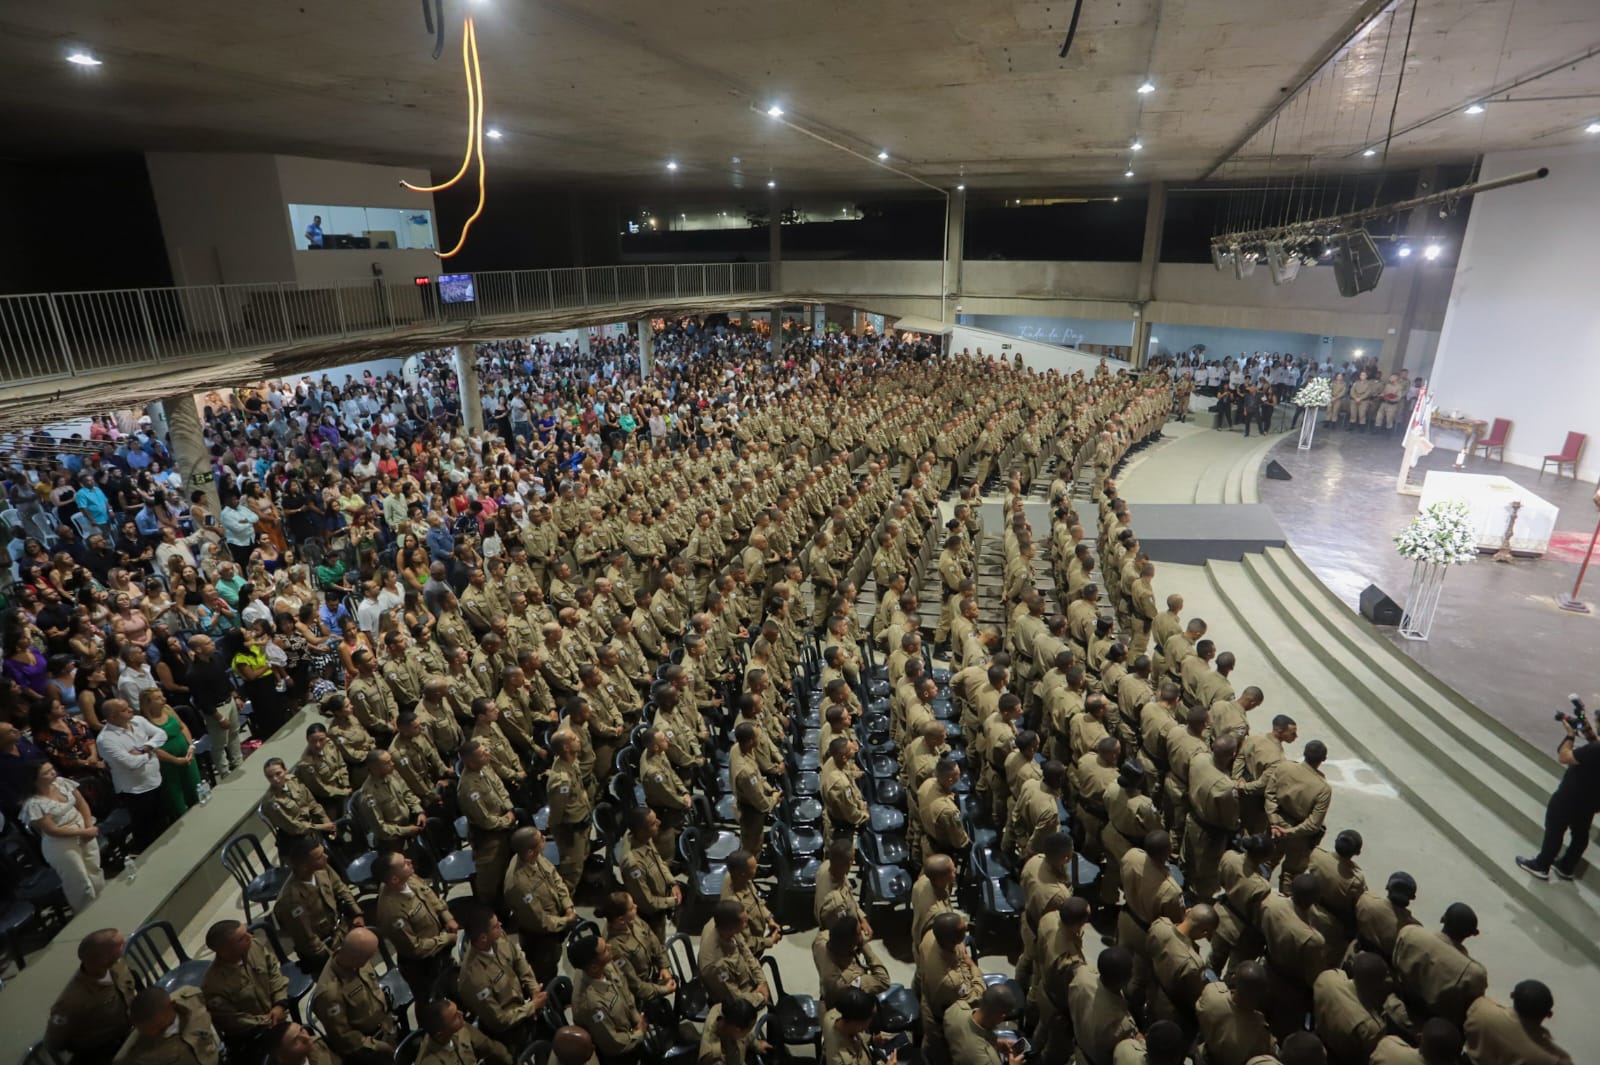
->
637, 319, 654, 378
578, 329, 592, 357
1131, 180, 1167, 368
943, 188, 966, 321
160, 393, 218, 515
1388, 167, 1438, 374
769, 194, 782, 292
453, 343, 483, 434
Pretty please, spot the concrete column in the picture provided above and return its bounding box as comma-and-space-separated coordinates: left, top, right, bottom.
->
812, 303, 825, 333
1388, 167, 1438, 374
1131, 181, 1167, 368
943, 188, 966, 320
160, 393, 218, 515
768, 197, 782, 292
453, 343, 483, 434
637, 318, 654, 378
578, 329, 592, 356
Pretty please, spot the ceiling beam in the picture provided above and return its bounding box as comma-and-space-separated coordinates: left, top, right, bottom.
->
1199, 0, 1404, 180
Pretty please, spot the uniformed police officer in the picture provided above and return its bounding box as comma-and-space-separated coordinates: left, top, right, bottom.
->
199, 919, 291, 1059
944, 984, 1024, 1065
698, 899, 769, 1012
272, 836, 364, 969
45, 927, 136, 1064
456, 905, 547, 1049
503, 826, 578, 983
547, 729, 593, 889
373, 851, 458, 1001
356, 750, 426, 851
261, 757, 336, 842
414, 998, 512, 1065
119, 986, 222, 1065
568, 935, 649, 1062
457, 738, 516, 906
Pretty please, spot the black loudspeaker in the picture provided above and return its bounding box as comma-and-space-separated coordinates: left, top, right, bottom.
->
1265, 460, 1292, 480
1359, 584, 1402, 626
1333, 229, 1385, 297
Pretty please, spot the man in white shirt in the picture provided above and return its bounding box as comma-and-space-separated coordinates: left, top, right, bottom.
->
356, 583, 386, 637
117, 645, 160, 708
97, 698, 175, 850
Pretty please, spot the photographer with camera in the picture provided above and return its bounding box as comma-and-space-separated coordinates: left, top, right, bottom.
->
1516, 696, 1600, 880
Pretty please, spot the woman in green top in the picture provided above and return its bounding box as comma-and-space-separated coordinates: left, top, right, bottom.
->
138, 688, 201, 816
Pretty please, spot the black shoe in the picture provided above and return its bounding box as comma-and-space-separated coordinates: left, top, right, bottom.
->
1552, 864, 1576, 881
1516, 856, 1550, 880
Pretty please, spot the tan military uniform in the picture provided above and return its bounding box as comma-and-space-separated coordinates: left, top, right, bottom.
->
1464, 995, 1573, 1065
730, 745, 777, 856
457, 766, 515, 904
547, 758, 592, 887
812, 931, 891, 1005
200, 936, 288, 1040
1266, 760, 1331, 889
1392, 926, 1488, 1028
699, 1004, 757, 1065
503, 849, 574, 980
261, 778, 329, 838
822, 1007, 875, 1065
114, 987, 220, 1065
413, 1026, 511, 1065
1066, 964, 1140, 1065
572, 959, 640, 1055
1312, 969, 1410, 1065
458, 936, 541, 1039
273, 865, 361, 966
46, 958, 136, 1059
376, 875, 455, 966
311, 959, 397, 1061
356, 771, 422, 844
698, 920, 765, 1010
720, 876, 776, 959
1146, 917, 1207, 1023
1184, 756, 1241, 900
916, 777, 970, 864
944, 1001, 1004, 1065
610, 919, 673, 1002
820, 759, 868, 840
1195, 982, 1278, 1065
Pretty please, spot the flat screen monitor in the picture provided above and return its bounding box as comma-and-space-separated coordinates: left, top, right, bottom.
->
438, 274, 476, 304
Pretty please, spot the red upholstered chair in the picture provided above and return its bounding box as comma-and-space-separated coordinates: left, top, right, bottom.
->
1540, 431, 1585, 479
1471, 418, 1510, 462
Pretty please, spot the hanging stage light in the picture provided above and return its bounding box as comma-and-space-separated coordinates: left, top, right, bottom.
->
1266, 242, 1301, 285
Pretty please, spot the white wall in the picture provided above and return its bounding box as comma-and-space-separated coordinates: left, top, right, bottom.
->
948, 324, 1108, 376
277, 156, 440, 288
1429, 143, 1600, 481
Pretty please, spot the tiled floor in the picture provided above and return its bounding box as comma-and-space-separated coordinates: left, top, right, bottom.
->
1255, 422, 1600, 751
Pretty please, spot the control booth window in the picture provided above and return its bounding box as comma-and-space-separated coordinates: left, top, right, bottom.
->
288, 203, 436, 251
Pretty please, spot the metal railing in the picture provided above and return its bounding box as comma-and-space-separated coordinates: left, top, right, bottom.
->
0, 261, 772, 386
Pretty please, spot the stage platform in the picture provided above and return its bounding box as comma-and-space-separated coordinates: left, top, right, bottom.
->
1125, 503, 1286, 564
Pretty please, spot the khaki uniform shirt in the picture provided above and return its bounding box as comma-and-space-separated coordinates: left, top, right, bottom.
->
1066, 966, 1139, 1065
814, 863, 865, 930
458, 766, 514, 833
719, 876, 776, 958
376, 876, 455, 959
504, 851, 573, 935
1147, 917, 1208, 1014
698, 921, 764, 1010
943, 1001, 1003, 1065
114, 987, 220, 1065
547, 759, 593, 827
311, 960, 396, 1059
1464, 996, 1574, 1065
458, 937, 540, 1037
262, 778, 328, 837
618, 836, 678, 915
391, 732, 448, 803
47, 959, 136, 1057
358, 772, 422, 842
698, 1005, 756, 1065
610, 919, 672, 1001
1196, 983, 1278, 1065
200, 937, 288, 1037
812, 931, 891, 1005
1266, 761, 1331, 840
822, 1008, 875, 1065
917, 778, 970, 853
414, 1027, 511, 1065
1392, 926, 1488, 1028
273, 866, 360, 964
1312, 970, 1409, 1065
576, 959, 643, 1055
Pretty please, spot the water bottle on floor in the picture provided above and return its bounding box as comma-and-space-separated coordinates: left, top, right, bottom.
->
124, 857, 137, 884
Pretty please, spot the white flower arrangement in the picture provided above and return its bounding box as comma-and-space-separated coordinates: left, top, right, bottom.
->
1292, 378, 1332, 408
1394, 499, 1478, 565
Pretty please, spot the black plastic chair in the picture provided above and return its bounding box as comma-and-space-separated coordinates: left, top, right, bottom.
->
676, 826, 725, 905
690, 795, 739, 863
664, 933, 708, 1023
126, 919, 212, 991
0, 897, 38, 971
761, 954, 821, 1053
341, 796, 379, 889
0, 834, 70, 931
767, 826, 819, 928
395, 1030, 425, 1065
222, 833, 290, 923
247, 919, 313, 1018
419, 817, 474, 894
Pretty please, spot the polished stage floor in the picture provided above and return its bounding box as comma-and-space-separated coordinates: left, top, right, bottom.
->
1255, 420, 1600, 752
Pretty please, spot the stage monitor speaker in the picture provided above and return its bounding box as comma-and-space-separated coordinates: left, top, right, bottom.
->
1333, 229, 1384, 297
1359, 583, 1402, 626
1265, 460, 1292, 480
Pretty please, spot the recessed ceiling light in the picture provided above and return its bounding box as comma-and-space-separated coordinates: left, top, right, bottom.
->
66, 51, 102, 67
1124, 169, 1135, 178
767, 179, 776, 188
1423, 244, 1442, 260
666, 160, 678, 171
1130, 140, 1143, 152
1136, 80, 1155, 95
1397, 244, 1412, 258
1113, 196, 1120, 202
1586, 122, 1600, 134
877, 150, 889, 161
485, 127, 503, 140
1362, 147, 1377, 157
1464, 102, 1485, 115
956, 184, 965, 191
766, 104, 784, 118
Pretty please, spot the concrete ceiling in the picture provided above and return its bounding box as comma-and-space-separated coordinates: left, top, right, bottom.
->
1, 0, 1597, 194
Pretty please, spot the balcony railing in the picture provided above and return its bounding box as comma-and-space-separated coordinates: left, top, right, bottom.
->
0, 261, 772, 386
